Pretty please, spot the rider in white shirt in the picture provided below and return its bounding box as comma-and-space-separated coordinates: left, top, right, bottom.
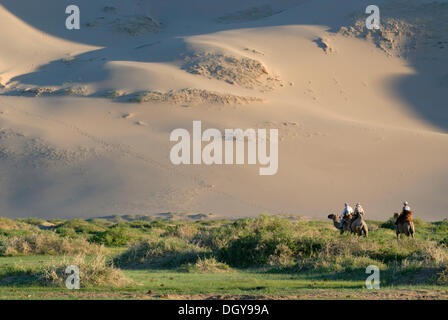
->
339, 203, 354, 228
354, 203, 364, 216
402, 201, 411, 213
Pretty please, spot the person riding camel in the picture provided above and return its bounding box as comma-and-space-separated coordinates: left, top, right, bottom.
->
339, 202, 354, 229
354, 203, 364, 218
395, 201, 412, 225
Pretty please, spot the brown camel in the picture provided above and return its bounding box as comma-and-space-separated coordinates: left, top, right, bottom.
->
328, 213, 368, 237
350, 212, 368, 237
393, 212, 415, 239
328, 213, 352, 235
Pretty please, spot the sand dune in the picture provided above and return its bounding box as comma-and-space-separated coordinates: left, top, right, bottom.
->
0, 0, 447, 220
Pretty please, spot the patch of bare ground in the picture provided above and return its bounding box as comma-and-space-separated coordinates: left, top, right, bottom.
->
148, 290, 448, 300
11, 289, 448, 300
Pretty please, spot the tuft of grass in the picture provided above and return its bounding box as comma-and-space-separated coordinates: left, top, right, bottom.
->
55, 219, 107, 237
180, 257, 232, 273
15, 218, 47, 226
0, 233, 100, 256
0, 250, 132, 288
42, 251, 132, 288
435, 267, 448, 285
89, 226, 134, 246
115, 237, 207, 268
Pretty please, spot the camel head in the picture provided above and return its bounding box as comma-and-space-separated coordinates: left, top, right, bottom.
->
393, 212, 399, 219
328, 213, 337, 221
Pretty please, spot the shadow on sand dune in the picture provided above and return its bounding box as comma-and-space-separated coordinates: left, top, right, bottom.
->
1, 0, 448, 131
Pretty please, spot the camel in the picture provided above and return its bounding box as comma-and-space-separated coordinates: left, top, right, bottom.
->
328, 213, 368, 237
328, 213, 349, 234
393, 212, 415, 239
350, 212, 369, 237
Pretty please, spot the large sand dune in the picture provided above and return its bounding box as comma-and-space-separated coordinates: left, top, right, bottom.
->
0, 0, 447, 220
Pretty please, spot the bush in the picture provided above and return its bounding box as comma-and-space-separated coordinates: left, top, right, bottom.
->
55, 219, 107, 236
0, 233, 99, 256
16, 218, 46, 226
380, 217, 396, 230
90, 226, 134, 246
218, 233, 295, 267
0, 250, 132, 288
435, 267, 448, 285
439, 237, 448, 246
115, 237, 207, 268
181, 257, 232, 273
165, 223, 199, 241
413, 217, 426, 227
0, 217, 17, 230
43, 251, 132, 288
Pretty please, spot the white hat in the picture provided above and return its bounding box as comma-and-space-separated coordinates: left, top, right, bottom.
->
403, 201, 408, 206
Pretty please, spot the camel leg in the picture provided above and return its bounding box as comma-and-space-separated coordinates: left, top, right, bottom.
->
396, 232, 400, 240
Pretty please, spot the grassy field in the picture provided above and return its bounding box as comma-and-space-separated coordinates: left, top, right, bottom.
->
0, 214, 447, 300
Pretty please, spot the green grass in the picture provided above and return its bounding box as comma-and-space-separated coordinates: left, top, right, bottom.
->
0, 265, 446, 299
0, 214, 447, 299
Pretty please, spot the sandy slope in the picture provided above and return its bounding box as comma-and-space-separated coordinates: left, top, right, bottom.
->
0, 0, 447, 220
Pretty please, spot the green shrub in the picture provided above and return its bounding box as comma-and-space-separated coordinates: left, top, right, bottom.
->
218, 233, 295, 267
115, 237, 207, 268
0, 232, 99, 256
165, 223, 199, 241
380, 217, 396, 230
439, 237, 448, 246
1, 250, 132, 288
16, 218, 46, 226
0, 217, 17, 230
413, 217, 426, 227
90, 227, 133, 246
55, 227, 77, 238
55, 219, 107, 236
180, 257, 232, 273
43, 251, 132, 288
435, 267, 448, 285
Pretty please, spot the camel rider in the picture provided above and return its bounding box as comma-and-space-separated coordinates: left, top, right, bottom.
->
354, 203, 364, 217
396, 201, 411, 225
402, 201, 411, 213
339, 203, 354, 228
